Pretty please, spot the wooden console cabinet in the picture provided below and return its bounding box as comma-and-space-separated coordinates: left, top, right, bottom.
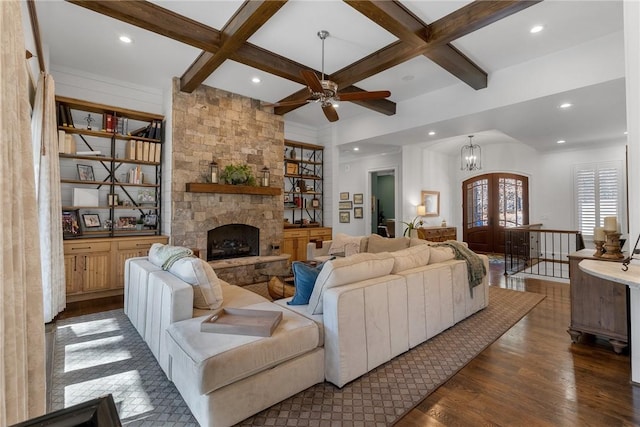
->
283, 227, 332, 262
567, 249, 628, 353
64, 235, 168, 302
417, 226, 457, 242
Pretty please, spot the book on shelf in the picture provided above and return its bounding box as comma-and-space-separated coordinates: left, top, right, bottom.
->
136, 140, 144, 160
104, 114, 115, 133
148, 142, 156, 162
142, 141, 150, 161
57, 131, 76, 154
128, 165, 143, 184
154, 142, 161, 163
58, 130, 66, 153
65, 105, 74, 128
128, 124, 150, 138
125, 140, 137, 160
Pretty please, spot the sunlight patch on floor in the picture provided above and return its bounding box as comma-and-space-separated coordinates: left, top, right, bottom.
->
64, 336, 130, 372
61, 318, 121, 338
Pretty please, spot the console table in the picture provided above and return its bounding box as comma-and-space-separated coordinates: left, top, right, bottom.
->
417, 226, 457, 242
567, 249, 628, 353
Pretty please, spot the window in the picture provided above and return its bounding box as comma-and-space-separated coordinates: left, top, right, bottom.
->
574, 161, 624, 236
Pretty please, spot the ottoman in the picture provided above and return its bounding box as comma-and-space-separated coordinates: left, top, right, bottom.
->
166, 301, 324, 427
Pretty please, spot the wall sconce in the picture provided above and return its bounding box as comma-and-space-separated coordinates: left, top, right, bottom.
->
261, 166, 270, 187
416, 205, 426, 216
209, 160, 219, 184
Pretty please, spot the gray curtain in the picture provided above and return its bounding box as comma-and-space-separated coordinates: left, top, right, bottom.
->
0, 0, 47, 423
32, 72, 66, 322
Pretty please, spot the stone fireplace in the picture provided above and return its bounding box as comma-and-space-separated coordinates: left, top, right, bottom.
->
207, 224, 259, 261
169, 79, 285, 262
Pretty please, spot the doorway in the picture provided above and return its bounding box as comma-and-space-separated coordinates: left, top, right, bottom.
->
369, 170, 396, 237
462, 173, 529, 253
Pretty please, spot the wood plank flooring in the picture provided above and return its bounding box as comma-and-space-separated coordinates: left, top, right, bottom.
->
55, 260, 640, 426
395, 262, 640, 426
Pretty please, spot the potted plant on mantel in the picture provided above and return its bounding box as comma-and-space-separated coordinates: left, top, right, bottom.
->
220, 164, 256, 186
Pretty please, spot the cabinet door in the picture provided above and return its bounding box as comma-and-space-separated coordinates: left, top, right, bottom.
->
283, 230, 308, 262
114, 237, 168, 286
64, 254, 83, 295
64, 240, 112, 294
82, 251, 112, 292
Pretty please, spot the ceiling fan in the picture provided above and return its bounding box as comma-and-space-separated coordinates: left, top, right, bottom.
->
267, 30, 391, 122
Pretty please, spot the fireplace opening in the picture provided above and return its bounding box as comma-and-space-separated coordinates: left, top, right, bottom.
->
207, 224, 259, 261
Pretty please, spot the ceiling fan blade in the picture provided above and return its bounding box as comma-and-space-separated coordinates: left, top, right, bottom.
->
338, 90, 391, 101
301, 70, 324, 94
263, 99, 310, 108
322, 103, 339, 122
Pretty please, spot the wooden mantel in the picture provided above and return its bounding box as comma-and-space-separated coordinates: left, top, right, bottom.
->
186, 183, 281, 196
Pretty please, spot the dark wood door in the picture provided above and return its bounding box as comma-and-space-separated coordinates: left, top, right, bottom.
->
463, 173, 529, 253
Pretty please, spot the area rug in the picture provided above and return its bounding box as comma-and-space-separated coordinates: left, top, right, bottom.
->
51, 287, 543, 426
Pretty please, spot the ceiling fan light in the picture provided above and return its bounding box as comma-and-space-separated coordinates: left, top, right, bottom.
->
332, 101, 339, 108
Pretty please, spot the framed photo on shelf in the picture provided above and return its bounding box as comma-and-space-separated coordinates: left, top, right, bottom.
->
117, 216, 137, 229
77, 164, 95, 181
354, 207, 364, 219
107, 193, 119, 207
340, 192, 349, 201
61, 210, 82, 239
137, 189, 156, 204
421, 190, 440, 217
339, 211, 350, 223
82, 213, 101, 228
353, 193, 363, 204
338, 201, 352, 210
311, 198, 320, 208
143, 214, 158, 227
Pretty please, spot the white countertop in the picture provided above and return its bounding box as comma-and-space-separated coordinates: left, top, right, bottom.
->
579, 259, 640, 289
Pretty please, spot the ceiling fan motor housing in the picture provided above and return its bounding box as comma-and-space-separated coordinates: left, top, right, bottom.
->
320, 80, 338, 98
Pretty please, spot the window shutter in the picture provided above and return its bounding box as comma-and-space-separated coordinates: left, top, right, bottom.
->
574, 162, 622, 236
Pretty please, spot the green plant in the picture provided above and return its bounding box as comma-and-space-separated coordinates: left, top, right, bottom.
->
401, 216, 423, 236
136, 216, 145, 225
220, 163, 256, 185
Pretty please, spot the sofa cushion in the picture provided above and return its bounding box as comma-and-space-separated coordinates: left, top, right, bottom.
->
288, 261, 324, 305
328, 233, 363, 257
389, 245, 431, 273
148, 243, 193, 270
428, 245, 456, 264
168, 257, 224, 310
409, 237, 429, 246
366, 234, 410, 253
307, 252, 394, 315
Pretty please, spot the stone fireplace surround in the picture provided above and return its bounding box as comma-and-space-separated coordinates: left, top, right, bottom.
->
169, 79, 285, 270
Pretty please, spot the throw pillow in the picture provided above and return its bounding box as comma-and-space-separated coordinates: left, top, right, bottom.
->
366, 233, 410, 253
288, 261, 327, 305
307, 252, 395, 315
168, 257, 224, 310
428, 245, 456, 264
328, 233, 363, 257
389, 245, 431, 273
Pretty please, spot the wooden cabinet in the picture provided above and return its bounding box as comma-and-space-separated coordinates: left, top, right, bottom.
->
64, 235, 168, 302
283, 227, 332, 262
417, 226, 457, 242
567, 249, 628, 353
56, 96, 164, 239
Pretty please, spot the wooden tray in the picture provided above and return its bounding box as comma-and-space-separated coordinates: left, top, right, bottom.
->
200, 308, 282, 337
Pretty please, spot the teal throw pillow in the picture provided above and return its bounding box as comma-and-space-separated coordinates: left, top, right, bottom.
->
288, 260, 327, 305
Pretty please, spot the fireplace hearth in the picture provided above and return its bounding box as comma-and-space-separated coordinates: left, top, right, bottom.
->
207, 224, 259, 261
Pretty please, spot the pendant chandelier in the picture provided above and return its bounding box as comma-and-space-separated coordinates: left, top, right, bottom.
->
460, 135, 482, 171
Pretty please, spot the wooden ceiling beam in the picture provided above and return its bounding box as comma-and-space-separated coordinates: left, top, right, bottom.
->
67, 0, 220, 51
344, 0, 487, 90
180, 1, 287, 93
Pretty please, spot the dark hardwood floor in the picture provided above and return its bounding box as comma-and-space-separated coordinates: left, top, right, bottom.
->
54, 259, 640, 426
396, 260, 640, 426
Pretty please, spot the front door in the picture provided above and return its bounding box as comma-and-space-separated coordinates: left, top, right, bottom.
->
463, 173, 529, 253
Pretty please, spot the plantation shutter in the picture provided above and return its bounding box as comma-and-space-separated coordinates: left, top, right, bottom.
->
574, 162, 623, 236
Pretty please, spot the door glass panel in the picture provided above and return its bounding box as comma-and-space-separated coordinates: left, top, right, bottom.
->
466, 179, 488, 228
498, 177, 524, 227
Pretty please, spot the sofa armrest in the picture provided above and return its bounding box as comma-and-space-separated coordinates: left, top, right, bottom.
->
307, 240, 333, 261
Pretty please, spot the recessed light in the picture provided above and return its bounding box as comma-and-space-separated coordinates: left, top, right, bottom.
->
624, 131, 628, 135
251, 76, 261, 84
559, 103, 572, 109
119, 35, 132, 44
428, 131, 436, 136
353, 147, 359, 151
530, 25, 544, 34
557, 140, 566, 144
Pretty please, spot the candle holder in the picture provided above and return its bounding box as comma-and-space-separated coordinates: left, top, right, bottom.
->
593, 240, 605, 257
601, 231, 624, 259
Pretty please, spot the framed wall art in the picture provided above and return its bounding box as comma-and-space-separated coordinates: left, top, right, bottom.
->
338, 201, 352, 210
353, 193, 363, 204
339, 211, 350, 223
354, 207, 363, 219
339, 192, 349, 201
421, 190, 440, 217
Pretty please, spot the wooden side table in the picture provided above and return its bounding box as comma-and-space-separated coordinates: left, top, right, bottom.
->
567, 249, 629, 353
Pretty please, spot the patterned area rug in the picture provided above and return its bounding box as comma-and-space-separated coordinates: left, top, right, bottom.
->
51, 287, 543, 426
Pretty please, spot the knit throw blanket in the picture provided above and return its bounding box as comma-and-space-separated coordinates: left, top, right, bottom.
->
156, 246, 193, 270
432, 241, 486, 295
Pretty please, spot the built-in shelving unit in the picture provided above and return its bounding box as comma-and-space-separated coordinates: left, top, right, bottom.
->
284, 140, 324, 228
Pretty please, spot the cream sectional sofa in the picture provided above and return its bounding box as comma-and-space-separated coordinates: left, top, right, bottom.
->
124, 237, 488, 425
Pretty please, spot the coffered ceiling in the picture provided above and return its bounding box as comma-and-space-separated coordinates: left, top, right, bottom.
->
30, 0, 626, 155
